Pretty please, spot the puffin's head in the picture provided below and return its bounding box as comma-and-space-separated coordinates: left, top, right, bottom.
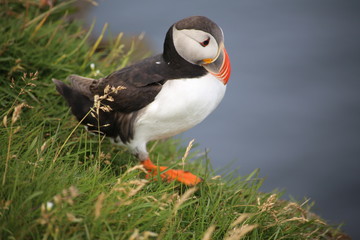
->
171, 16, 231, 84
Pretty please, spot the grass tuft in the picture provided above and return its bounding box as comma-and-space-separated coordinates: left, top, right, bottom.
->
0, 1, 348, 239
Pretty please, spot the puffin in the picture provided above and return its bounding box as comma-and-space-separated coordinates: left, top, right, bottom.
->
52, 16, 231, 185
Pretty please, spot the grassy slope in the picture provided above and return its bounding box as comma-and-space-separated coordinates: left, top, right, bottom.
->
0, 1, 346, 239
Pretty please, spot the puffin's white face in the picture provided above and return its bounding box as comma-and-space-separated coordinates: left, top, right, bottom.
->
172, 27, 220, 65
170, 17, 231, 84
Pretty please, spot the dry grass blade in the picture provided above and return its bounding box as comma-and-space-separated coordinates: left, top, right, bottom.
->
182, 139, 194, 162
66, 212, 83, 223
230, 213, 252, 228
128, 228, 158, 240
3, 115, 8, 128
225, 213, 257, 240
173, 187, 198, 213
126, 180, 148, 198
40, 141, 47, 153
52, 109, 92, 163
94, 192, 105, 219
202, 224, 216, 240
224, 224, 258, 240
258, 194, 277, 212
3, 102, 29, 186
124, 164, 148, 175
83, 23, 108, 67
11, 103, 25, 124
23, 0, 75, 28
30, 12, 49, 39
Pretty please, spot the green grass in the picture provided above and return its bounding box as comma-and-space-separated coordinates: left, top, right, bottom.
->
0, 1, 346, 239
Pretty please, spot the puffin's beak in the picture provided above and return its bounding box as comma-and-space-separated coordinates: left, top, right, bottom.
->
202, 44, 231, 84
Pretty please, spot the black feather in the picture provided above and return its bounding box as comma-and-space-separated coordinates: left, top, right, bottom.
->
52, 79, 137, 143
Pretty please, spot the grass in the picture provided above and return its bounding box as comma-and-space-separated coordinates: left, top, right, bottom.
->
0, 1, 347, 239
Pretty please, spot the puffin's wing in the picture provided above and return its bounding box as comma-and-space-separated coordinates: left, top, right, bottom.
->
90, 56, 167, 113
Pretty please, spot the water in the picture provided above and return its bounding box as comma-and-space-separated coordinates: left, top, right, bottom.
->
85, 0, 360, 237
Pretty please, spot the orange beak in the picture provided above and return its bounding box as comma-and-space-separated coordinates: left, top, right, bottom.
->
202, 46, 231, 84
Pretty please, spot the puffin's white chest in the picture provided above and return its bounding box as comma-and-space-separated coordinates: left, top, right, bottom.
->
134, 74, 226, 141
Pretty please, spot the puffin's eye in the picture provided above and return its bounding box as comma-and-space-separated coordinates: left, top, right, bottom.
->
200, 37, 210, 47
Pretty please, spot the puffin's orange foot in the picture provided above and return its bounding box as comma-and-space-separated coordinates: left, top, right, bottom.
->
142, 158, 202, 186
159, 169, 202, 185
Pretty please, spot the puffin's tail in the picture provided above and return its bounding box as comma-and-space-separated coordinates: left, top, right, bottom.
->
52, 78, 118, 137
52, 78, 93, 122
